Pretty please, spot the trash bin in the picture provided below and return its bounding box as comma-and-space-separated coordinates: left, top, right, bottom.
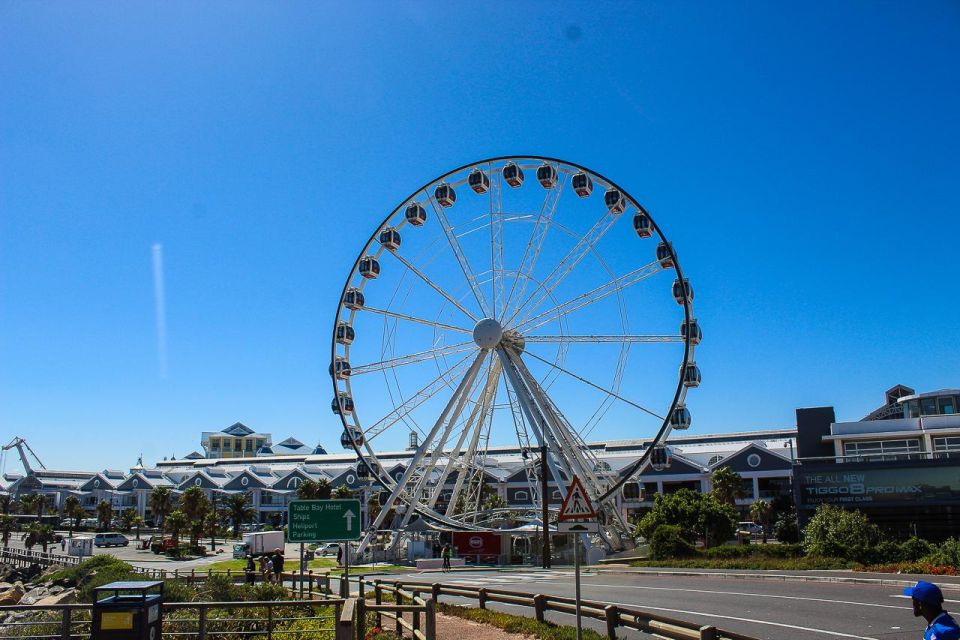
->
92, 580, 164, 640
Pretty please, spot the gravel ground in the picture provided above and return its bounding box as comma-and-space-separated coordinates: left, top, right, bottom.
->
435, 612, 530, 640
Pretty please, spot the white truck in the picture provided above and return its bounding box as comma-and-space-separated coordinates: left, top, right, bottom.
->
233, 530, 285, 559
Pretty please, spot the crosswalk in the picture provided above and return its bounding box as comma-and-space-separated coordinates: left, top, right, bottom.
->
443, 570, 595, 586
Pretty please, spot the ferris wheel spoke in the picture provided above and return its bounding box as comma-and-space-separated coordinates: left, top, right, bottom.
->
357, 351, 487, 556
488, 163, 505, 321
515, 260, 663, 333
521, 348, 663, 420
425, 193, 492, 318
349, 341, 475, 376
364, 351, 476, 442
361, 306, 471, 335
506, 205, 627, 328
525, 334, 683, 343
385, 250, 480, 323
501, 164, 565, 324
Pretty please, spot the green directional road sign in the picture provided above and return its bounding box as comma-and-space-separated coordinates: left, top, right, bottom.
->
287, 499, 362, 543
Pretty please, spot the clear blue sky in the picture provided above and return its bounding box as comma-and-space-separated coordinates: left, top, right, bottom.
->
1, 2, 958, 472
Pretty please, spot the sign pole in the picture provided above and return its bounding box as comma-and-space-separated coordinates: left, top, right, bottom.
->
574, 533, 582, 640
343, 542, 350, 598
299, 543, 305, 598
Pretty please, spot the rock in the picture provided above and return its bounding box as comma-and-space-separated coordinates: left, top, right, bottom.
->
0, 582, 12, 592
49, 585, 64, 595
18, 595, 37, 605
35, 589, 75, 606
0, 585, 24, 605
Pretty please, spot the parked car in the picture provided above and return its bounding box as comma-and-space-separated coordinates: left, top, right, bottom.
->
80, 518, 98, 529
738, 522, 764, 535
94, 532, 129, 547
239, 523, 263, 533
317, 543, 341, 557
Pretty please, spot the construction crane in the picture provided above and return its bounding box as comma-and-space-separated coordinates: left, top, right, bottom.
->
1, 437, 47, 476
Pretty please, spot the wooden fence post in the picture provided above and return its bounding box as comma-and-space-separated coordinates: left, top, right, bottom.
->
604, 605, 618, 640
336, 598, 355, 640
267, 604, 273, 640
431, 583, 441, 603
534, 594, 546, 623
478, 588, 488, 609
375, 580, 383, 628
308, 570, 314, 596
356, 597, 367, 640
395, 584, 403, 636
699, 625, 718, 640
425, 598, 436, 640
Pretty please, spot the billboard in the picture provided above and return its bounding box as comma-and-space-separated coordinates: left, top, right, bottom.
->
798, 464, 960, 507
452, 532, 502, 558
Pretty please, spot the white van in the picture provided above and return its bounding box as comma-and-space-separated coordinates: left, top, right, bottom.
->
94, 532, 129, 547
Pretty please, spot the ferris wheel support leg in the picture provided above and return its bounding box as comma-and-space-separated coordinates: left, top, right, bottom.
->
355, 351, 487, 558
496, 348, 576, 507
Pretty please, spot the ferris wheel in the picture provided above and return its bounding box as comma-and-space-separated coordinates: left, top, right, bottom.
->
330, 156, 700, 553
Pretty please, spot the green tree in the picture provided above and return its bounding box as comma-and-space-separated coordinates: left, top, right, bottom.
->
164, 510, 188, 546
803, 504, 880, 562
226, 493, 256, 538
749, 499, 772, 543
710, 467, 746, 506
18, 494, 37, 520
180, 487, 211, 547
0, 515, 15, 548
366, 494, 381, 528
34, 494, 48, 519
333, 485, 354, 499
131, 514, 145, 540
0, 494, 11, 515
25, 523, 56, 552
150, 486, 173, 528
773, 510, 800, 543
636, 488, 738, 548
203, 510, 220, 552
96, 500, 113, 531
63, 496, 84, 538
120, 508, 138, 532
296, 479, 331, 500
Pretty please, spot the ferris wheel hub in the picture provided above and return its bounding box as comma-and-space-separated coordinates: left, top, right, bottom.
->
472, 318, 503, 349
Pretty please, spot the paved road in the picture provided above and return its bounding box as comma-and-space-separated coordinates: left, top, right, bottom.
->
376, 568, 934, 640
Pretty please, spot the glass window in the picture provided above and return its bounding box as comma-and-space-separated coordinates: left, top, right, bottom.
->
939, 397, 956, 415
623, 482, 641, 500
245, 440, 254, 451
905, 401, 920, 418
514, 490, 529, 502
844, 439, 922, 461
922, 398, 938, 416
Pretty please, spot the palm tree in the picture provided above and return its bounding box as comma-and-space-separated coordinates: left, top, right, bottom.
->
63, 496, 83, 538
750, 499, 772, 543
164, 510, 188, 546
34, 494, 49, 519
149, 486, 173, 528
121, 508, 137, 532
180, 487, 210, 547
25, 524, 55, 553
203, 510, 220, 552
96, 500, 113, 531
332, 485, 354, 499
296, 478, 332, 500
0, 515, 15, 548
18, 494, 37, 521
131, 515, 145, 540
710, 467, 746, 506
226, 493, 256, 538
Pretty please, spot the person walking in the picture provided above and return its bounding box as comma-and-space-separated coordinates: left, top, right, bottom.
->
60, 538, 66, 553
245, 554, 257, 585
271, 548, 285, 585
259, 554, 272, 582
336, 544, 343, 567
904, 580, 960, 640
441, 544, 451, 572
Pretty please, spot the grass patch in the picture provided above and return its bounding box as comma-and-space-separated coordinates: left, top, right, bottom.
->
438, 602, 609, 640
630, 556, 856, 570
204, 557, 340, 572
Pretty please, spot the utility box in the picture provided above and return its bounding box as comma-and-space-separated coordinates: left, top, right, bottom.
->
92, 581, 164, 640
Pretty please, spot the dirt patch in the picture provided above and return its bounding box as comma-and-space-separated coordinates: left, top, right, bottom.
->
435, 611, 532, 640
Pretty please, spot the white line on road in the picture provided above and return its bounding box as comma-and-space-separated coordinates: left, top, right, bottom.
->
581, 581, 908, 610
891, 595, 960, 604
613, 602, 881, 640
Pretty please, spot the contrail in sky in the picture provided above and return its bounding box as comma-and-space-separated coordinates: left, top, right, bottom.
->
152, 243, 168, 379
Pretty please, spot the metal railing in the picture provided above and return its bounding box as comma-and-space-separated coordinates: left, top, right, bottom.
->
0, 548, 79, 568
0, 599, 349, 640
382, 578, 761, 640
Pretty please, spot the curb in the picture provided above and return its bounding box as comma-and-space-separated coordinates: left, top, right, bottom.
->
595, 567, 960, 590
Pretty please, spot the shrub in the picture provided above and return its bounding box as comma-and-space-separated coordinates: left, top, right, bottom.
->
701, 544, 803, 560
650, 525, 696, 559
772, 511, 799, 543
803, 505, 880, 563
636, 489, 737, 547
874, 540, 904, 564
900, 537, 934, 562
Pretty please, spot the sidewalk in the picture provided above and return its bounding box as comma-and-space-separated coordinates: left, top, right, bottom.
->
595, 564, 960, 589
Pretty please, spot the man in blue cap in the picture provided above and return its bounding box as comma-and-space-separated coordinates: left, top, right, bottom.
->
904, 580, 960, 640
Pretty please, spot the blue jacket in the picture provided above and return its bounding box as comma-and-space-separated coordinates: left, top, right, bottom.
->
925, 612, 960, 640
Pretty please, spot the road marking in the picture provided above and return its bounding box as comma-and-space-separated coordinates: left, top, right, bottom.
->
613, 603, 880, 640
580, 581, 907, 610
891, 595, 960, 604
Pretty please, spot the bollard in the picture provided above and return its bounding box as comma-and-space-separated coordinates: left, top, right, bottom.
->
534, 594, 546, 623
604, 605, 619, 640
478, 588, 488, 609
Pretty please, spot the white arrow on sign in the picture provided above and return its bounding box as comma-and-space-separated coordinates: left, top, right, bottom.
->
343, 509, 355, 531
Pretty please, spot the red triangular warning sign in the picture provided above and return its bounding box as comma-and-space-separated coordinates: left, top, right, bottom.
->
558, 476, 597, 521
